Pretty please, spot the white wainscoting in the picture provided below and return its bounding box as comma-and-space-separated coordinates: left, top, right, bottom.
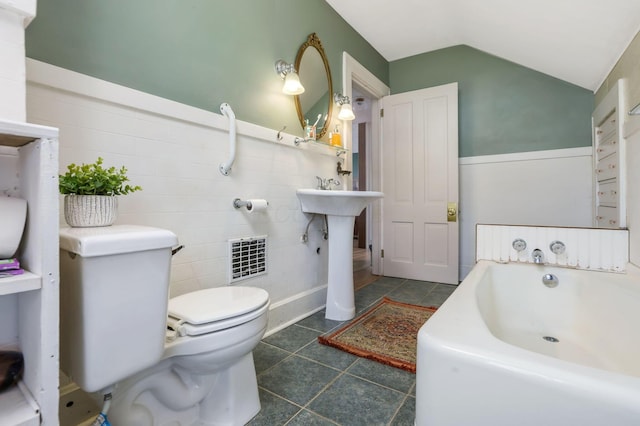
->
26, 59, 338, 334
459, 147, 594, 279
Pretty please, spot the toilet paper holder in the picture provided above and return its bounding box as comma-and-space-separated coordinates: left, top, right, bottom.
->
233, 198, 268, 211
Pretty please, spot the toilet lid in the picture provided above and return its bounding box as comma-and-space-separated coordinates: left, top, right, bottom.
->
168, 286, 269, 326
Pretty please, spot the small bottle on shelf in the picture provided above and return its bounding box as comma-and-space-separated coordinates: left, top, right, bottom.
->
304, 119, 312, 139
330, 125, 341, 147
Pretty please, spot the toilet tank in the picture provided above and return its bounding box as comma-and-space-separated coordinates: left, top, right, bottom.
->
59, 225, 178, 393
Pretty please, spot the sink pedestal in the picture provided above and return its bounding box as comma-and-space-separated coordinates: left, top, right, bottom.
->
325, 215, 357, 320
295, 189, 384, 321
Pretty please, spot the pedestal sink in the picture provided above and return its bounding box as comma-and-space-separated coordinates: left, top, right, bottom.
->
296, 189, 384, 320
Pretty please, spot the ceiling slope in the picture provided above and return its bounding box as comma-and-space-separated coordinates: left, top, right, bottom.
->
326, 0, 640, 91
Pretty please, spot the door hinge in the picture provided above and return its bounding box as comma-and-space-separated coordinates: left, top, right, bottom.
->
381, 249, 384, 258
380, 108, 384, 118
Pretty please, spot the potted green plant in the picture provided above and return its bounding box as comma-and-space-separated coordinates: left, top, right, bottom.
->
59, 157, 142, 227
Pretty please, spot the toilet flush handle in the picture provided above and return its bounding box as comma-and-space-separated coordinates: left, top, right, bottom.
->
172, 245, 184, 256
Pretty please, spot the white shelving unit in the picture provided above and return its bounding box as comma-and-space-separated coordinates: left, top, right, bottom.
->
0, 119, 59, 425
593, 80, 626, 229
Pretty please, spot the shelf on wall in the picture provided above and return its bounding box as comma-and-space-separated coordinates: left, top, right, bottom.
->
0, 134, 37, 147
0, 382, 40, 426
0, 119, 58, 148
300, 139, 349, 156
0, 271, 42, 296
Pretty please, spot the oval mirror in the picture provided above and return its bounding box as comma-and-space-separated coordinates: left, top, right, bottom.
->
294, 33, 333, 140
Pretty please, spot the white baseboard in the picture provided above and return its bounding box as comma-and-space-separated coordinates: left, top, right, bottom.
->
265, 285, 327, 336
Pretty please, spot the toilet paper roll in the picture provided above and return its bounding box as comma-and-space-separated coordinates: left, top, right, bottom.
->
247, 199, 268, 213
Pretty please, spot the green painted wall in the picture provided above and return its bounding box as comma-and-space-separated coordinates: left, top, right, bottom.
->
390, 45, 594, 157
26, 3, 594, 158
25, 0, 388, 136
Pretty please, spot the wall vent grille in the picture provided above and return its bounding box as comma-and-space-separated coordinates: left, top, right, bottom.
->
228, 235, 267, 283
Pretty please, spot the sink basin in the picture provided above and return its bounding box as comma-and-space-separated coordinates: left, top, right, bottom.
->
296, 189, 384, 217
296, 189, 384, 320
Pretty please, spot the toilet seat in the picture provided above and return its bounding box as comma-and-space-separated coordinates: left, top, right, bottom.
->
167, 286, 269, 338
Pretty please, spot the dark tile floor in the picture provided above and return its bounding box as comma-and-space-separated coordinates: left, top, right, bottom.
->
247, 277, 457, 426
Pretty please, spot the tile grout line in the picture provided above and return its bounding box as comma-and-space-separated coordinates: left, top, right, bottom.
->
254, 343, 298, 377
386, 393, 413, 426
255, 387, 306, 424
297, 369, 350, 422
342, 367, 415, 396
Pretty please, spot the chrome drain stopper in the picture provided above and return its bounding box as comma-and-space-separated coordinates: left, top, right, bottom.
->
543, 336, 559, 343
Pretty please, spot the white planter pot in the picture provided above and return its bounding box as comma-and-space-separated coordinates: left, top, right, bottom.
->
64, 195, 118, 227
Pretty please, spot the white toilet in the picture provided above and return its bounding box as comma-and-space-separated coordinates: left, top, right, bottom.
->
59, 225, 270, 426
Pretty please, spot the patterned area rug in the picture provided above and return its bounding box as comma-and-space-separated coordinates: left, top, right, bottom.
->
318, 298, 437, 373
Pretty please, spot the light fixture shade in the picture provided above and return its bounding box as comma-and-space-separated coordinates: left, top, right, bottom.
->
338, 102, 356, 120
283, 72, 305, 95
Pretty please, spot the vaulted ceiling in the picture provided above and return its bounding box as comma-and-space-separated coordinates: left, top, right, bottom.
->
325, 0, 640, 91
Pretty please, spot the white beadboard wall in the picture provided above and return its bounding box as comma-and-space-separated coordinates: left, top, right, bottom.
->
25, 59, 339, 335
459, 148, 594, 279
476, 224, 629, 272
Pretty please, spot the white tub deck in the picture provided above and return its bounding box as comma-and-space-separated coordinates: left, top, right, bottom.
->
416, 260, 640, 426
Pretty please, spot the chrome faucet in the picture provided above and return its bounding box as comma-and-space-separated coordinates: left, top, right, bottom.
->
315, 176, 340, 190
542, 273, 559, 288
532, 249, 544, 264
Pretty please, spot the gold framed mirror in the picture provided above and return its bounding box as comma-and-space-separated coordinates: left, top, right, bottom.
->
294, 33, 333, 140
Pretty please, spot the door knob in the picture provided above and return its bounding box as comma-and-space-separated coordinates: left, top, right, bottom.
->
447, 202, 457, 222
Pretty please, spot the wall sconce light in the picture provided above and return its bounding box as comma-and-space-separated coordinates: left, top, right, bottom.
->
334, 93, 356, 121
275, 60, 305, 95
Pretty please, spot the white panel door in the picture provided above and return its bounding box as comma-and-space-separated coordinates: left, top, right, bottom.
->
382, 83, 459, 284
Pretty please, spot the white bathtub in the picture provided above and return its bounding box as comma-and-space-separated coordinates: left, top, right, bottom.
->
416, 260, 640, 426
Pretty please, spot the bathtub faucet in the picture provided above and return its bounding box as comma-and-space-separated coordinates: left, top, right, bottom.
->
532, 249, 544, 264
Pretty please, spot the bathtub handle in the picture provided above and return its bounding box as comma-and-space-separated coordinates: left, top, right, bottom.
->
512, 239, 527, 252
549, 240, 566, 255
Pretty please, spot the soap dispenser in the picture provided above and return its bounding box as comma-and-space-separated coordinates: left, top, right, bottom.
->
330, 125, 341, 147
